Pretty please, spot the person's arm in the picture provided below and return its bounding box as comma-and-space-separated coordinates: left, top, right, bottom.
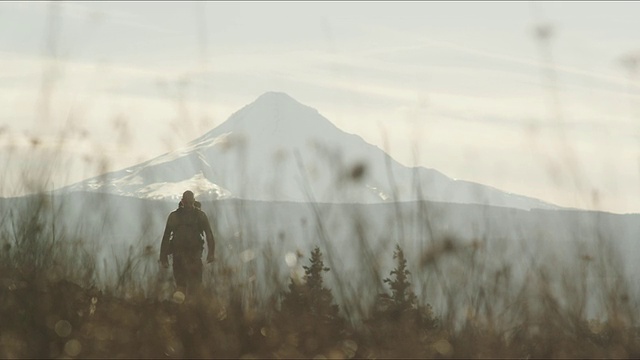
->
200, 211, 215, 263
159, 213, 175, 266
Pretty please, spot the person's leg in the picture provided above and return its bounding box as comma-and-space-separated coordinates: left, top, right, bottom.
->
172, 254, 187, 295
185, 252, 203, 298
185, 253, 202, 297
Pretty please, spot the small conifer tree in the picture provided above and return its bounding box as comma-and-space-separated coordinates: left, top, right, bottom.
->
281, 246, 339, 320
304, 246, 339, 318
383, 244, 417, 314
279, 246, 343, 355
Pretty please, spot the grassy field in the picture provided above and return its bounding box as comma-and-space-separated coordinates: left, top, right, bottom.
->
1, 192, 639, 359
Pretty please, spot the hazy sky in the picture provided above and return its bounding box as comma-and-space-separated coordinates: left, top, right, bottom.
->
1, 1, 639, 213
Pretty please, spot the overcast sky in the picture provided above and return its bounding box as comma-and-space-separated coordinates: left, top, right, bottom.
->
1, 1, 639, 213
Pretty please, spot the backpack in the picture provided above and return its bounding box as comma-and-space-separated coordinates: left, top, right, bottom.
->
171, 207, 205, 253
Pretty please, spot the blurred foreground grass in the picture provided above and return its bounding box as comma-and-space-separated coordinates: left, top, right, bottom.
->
1, 193, 639, 359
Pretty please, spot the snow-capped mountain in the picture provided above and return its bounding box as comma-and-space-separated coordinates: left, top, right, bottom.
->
60, 92, 557, 210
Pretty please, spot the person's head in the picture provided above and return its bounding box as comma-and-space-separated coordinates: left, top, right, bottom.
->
194, 200, 201, 210
182, 190, 195, 208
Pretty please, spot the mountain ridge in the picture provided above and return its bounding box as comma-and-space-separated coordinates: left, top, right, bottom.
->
57, 92, 558, 210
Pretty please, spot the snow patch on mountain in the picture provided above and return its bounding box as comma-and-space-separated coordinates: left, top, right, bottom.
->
82, 173, 144, 192
86, 180, 103, 190
367, 184, 390, 201
146, 132, 234, 167
113, 175, 144, 187
136, 172, 232, 200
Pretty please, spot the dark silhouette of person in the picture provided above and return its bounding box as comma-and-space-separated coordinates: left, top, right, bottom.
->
178, 200, 202, 209
160, 191, 214, 297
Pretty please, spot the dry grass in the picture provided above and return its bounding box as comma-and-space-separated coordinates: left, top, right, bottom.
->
1, 191, 640, 358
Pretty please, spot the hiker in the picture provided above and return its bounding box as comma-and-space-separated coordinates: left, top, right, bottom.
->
160, 191, 215, 297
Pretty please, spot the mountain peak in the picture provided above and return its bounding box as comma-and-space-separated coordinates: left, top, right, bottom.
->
254, 91, 299, 103
207, 92, 335, 143
246, 91, 317, 117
